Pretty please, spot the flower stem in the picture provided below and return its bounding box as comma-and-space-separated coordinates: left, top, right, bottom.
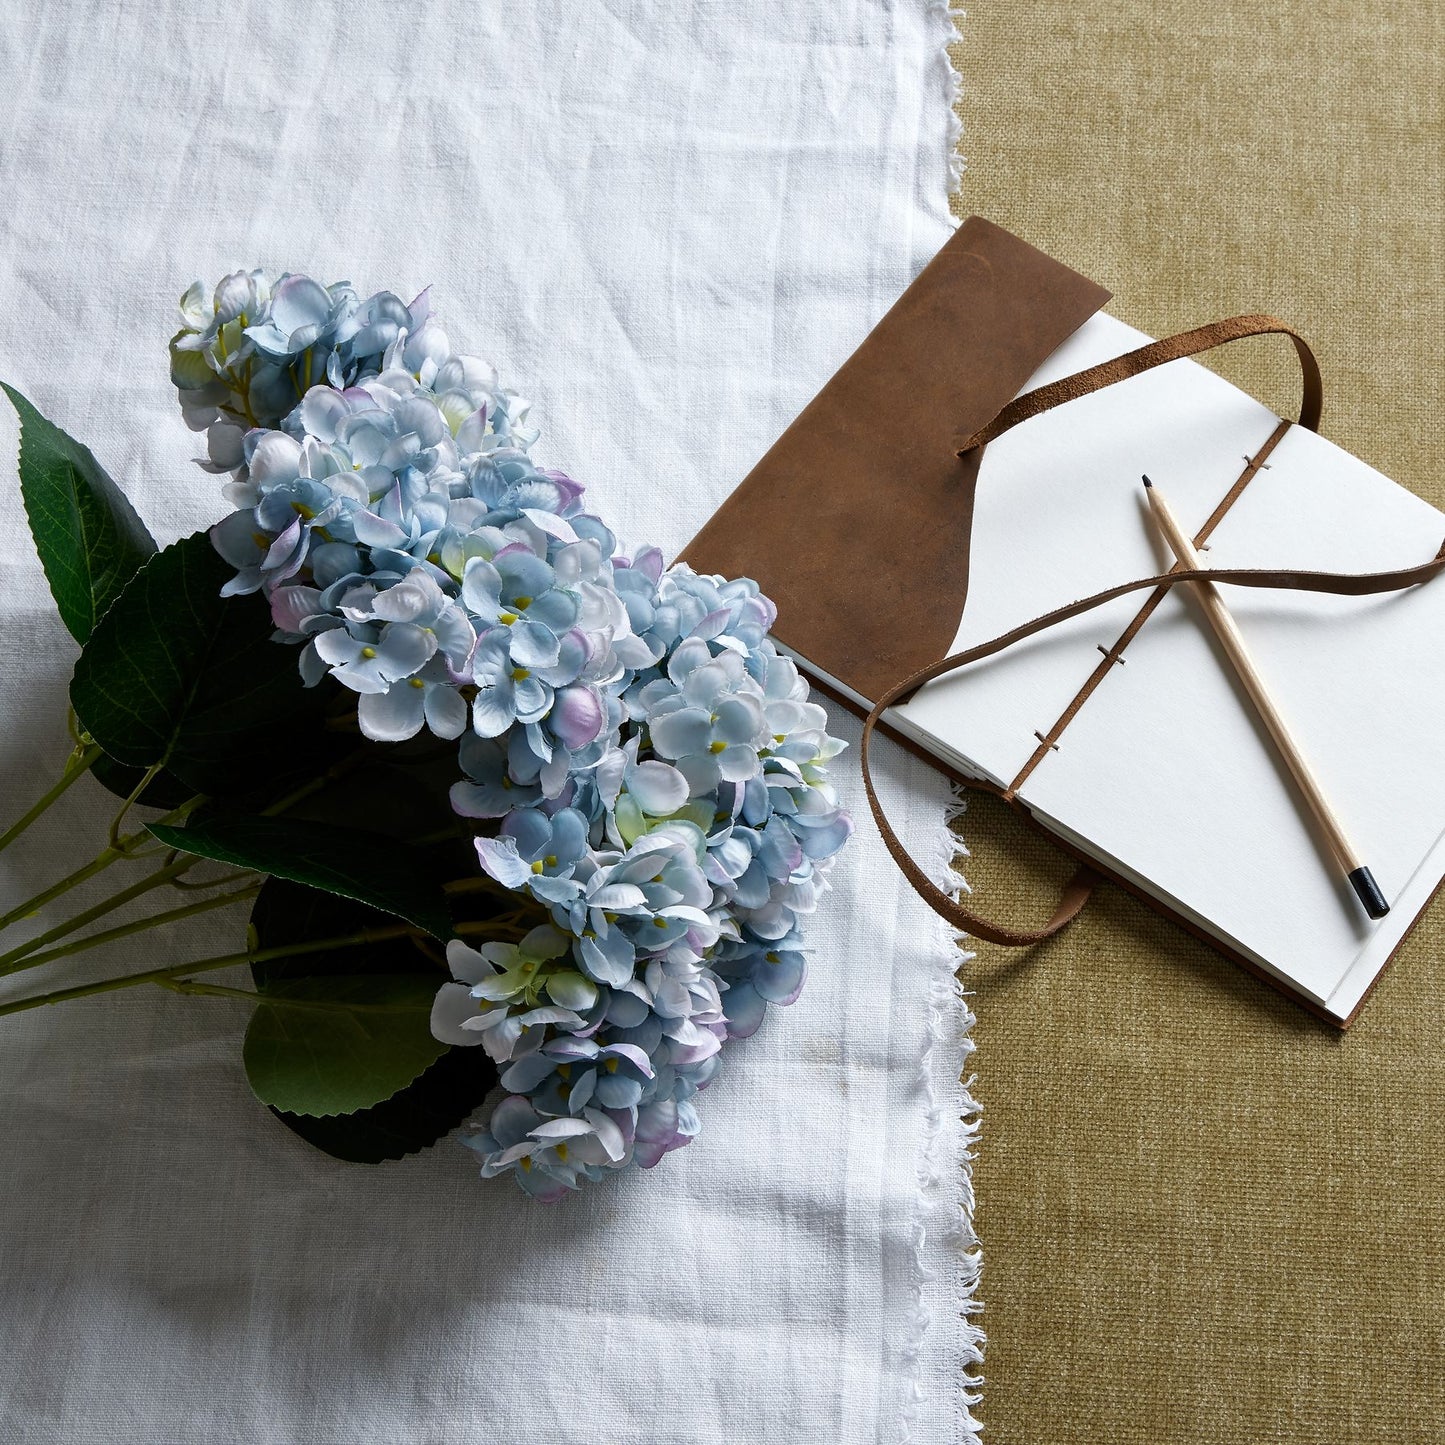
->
443, 874, 519, 899
0, 847, 131, 935
169, 868, 259, 892
0, 917, 503, 1019
3, 744, 364, 937
0, 879, 260, 977
0, 744, 103, 855
258, 746, 369, 818
154, 977, 429, 1014
0, 794, 204, 936
0, 922, 420, 1018
0, 859, 193, 973
107, 761, 166, 848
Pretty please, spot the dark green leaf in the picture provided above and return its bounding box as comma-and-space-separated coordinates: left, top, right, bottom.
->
4, 383, 156, 643
242, 872, 501, 1160
150, 813, 454, 940
90, 753, 196, 811
243, 973, 448, 1117
247, 875, 432, 989
280, 753, 465, 839
69, 532, 329, 795
268, 1046, 497, 1163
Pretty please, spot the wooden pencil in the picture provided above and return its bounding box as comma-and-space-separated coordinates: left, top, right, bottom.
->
1142, 475, 1389, 919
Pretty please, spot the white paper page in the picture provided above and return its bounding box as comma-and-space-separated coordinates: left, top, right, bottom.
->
1016, 423, 1445, 1006
892, 312, 1285, 786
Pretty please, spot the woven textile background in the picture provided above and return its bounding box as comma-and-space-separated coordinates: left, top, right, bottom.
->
951, 2, 1444, 1441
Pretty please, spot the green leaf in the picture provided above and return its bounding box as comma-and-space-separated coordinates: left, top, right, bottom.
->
245, 876, 497, 1160
240, 871, 502, 1159
267, 1046, 497, 1163
149, 812, 454, 940
242, 973, 448, 1117
247, 875, 425, 989
4, 383, 156, 643
69, 531, 329, 795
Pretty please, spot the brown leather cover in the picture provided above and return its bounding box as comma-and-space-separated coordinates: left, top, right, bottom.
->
679, 216, 1110, 703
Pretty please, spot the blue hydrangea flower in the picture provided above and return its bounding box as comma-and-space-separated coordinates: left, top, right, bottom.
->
438, 568, 851, 1199
449, 734, 544, 818
461, 1094, 629, 1202
178, 268, 536, 477
431, 931, 596, 1060
461, 546, 581, 670
191, 268, 855, 1201
712, 935, 809, 1039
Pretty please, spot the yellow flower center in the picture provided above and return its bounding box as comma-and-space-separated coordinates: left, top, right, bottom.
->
709, 740, 728, 754
531, 860, 545, 874
511, 667, 531, 681
512, 595, 532, 609
499, 611, 517, 625
604, 1057, 620, 1074
408, 677, 425, 689
360, 646, 378, 660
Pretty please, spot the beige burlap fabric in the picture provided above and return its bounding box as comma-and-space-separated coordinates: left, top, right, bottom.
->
948, 3, 1444, 1440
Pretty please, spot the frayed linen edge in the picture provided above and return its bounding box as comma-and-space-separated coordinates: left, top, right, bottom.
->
928, 1, 966, 197
896, 9, 978, 1440
897, 785, 984, 1445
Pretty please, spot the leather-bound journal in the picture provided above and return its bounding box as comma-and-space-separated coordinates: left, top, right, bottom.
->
682, 217, 1445, 1027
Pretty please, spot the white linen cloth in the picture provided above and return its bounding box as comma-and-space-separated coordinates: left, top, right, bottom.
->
0, 3, 977, 1440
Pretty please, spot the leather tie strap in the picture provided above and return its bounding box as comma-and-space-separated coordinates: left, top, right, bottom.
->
864, 314, 1435, 945
955, 314, 1324, 454
860, 547, 1445, 943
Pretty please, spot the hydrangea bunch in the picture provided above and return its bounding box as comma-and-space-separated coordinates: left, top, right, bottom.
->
190, 269, 853, 1200
171, 270, 537, 473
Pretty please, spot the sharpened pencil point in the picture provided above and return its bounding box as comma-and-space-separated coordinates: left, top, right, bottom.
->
1141, 475, 1153, 489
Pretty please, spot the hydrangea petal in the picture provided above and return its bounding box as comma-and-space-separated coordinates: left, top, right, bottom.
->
424, 684, 468, 740
754, 949, 807, 1005
625, 759, 689, 816
475, 835, 534, 889
430, 982, 487, 1046
358, 684, 427, 742
649, 707, 713, 759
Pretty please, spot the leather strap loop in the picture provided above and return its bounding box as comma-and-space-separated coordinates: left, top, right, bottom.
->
955, 315, 1324, 455
859, 546, 1445, 942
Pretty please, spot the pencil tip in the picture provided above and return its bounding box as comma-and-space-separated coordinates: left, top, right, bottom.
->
1141, 475, 1153, 489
